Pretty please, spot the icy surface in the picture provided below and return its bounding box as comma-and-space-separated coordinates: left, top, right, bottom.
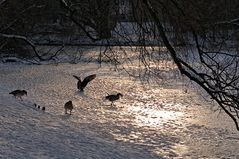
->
0, 62, 239, 159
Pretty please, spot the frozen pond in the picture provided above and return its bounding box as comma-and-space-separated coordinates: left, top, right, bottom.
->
0, 62, 239, 158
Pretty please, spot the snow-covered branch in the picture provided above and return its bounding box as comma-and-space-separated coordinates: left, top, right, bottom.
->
0, 33, 43, 59
215, 18, 239, 26
0, 33, 60, 61
0, 0, 7, 5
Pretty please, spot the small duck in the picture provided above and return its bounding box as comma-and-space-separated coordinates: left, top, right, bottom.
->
64, 100, 73, 115
105, 93, 123, 106
73, 74, 96, 91
9, 90, 27, 100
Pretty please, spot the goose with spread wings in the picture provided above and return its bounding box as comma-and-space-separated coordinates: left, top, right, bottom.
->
73, 74, 96, 91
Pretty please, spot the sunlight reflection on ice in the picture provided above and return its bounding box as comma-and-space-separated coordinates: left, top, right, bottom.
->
127, 105, 184, 127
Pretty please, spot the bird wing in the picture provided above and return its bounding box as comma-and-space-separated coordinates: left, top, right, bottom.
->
105, 95, 110, 99
105, 94, 113, 100
9, 90, 20, 95
73, 75, 82, 89
73, 75, 81, 81
77, 81, 82, 89
81, 74, 96, 88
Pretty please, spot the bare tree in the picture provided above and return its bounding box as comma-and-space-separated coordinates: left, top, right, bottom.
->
1, 0, 239, 130
66, 0, 239, 130
60, 0, 117, 40
132, 0, 239, 130
0, 0, 66, 61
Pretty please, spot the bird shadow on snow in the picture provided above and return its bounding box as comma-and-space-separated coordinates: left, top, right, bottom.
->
74, 90, 94, 99
74, 90, 101, 103
59, 114, 72, 120
74, 90, 85, 96
103, 104, 120, 111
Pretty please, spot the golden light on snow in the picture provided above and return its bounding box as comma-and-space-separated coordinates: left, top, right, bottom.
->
127, 105, 184, 127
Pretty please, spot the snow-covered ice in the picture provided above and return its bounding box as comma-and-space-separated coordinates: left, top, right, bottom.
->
1, 62, 239, 159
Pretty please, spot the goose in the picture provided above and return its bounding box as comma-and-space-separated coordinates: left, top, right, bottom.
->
64, 100, 73, 114
9, 90, 27, 100
105, 93, 123, 106
73, 74, 96, 91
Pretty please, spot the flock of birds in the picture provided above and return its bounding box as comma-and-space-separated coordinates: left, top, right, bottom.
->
9, 74, 123, 115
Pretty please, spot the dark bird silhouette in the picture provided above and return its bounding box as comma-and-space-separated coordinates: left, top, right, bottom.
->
38, 106, 40, 109
42, 107, 45, 111
64, 100, 73, 115
105, 93, 123, 106
73, 74, 96, 91
9, 90, 27, 100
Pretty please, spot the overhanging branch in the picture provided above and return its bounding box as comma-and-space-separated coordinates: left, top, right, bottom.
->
142, 0, 239, 130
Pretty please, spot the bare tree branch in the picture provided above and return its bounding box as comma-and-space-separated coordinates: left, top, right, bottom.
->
0, 0, 7, 6
142, 0, 239, 130
0, 33, 62, 61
